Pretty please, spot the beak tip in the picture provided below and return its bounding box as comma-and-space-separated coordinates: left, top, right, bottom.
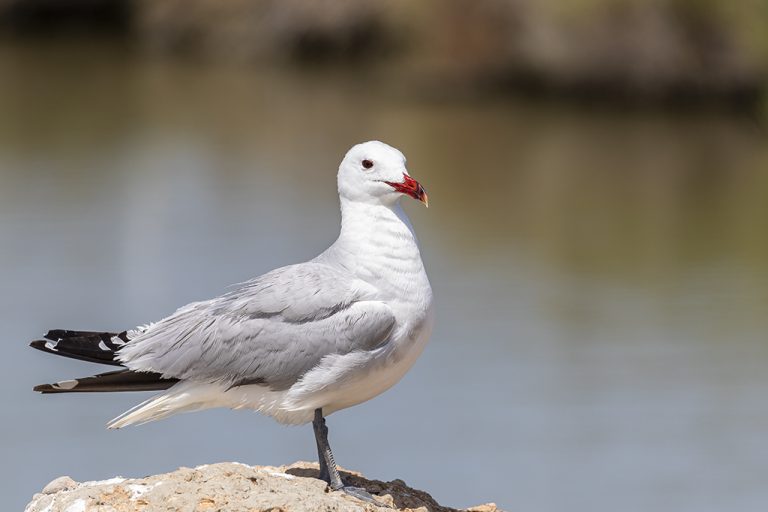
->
386, 174, 429, 208
419, 187, 429, 208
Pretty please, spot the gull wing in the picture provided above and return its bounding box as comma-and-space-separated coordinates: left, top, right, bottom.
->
117, 262, 395, 390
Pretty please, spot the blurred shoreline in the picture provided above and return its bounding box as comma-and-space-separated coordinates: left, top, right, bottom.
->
1, 0, 766, 111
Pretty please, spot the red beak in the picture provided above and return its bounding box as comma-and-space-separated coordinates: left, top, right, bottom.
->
385, 174, 429, 207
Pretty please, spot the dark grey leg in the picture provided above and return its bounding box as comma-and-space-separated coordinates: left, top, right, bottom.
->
311, 408, 378, 503
312, 408, 336, 486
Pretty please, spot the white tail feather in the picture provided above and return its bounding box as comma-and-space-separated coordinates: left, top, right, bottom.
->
106, 380, 310, 428
108, 381, 227, 429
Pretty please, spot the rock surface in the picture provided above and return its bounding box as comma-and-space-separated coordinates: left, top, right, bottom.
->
25, 461, 500, 512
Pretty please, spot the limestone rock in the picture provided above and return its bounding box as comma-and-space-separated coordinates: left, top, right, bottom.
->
25, 461, 502, 512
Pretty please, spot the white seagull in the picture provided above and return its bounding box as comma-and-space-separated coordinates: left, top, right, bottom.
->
30, 141, 433, 500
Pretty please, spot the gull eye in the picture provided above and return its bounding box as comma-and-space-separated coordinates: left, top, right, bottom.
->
362, 159, 374, 170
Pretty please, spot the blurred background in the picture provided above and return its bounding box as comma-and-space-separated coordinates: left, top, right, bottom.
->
1, 1, 768, 511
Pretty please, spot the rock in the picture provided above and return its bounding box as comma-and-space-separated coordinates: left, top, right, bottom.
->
25, 461, 502, 512
42, 476, 78, 495
467, 504, 498, 512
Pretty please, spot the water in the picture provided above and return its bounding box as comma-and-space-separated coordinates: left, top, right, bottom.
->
1, 39, 767, 511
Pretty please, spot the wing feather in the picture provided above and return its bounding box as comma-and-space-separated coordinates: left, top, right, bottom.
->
117, 263, 395, 390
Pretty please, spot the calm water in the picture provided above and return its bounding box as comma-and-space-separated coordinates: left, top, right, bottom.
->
1, 40, 768, 511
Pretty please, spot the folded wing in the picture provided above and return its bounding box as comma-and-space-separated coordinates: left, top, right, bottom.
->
117, 262, 396, 390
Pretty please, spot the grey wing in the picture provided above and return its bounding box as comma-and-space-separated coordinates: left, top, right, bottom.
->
117, 263, 395, 389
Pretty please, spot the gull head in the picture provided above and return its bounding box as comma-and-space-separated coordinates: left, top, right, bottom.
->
337, 141, 428, 208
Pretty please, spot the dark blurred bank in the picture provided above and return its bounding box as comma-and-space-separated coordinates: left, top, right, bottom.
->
2, 2, 768, 512
1, 0, 768, 107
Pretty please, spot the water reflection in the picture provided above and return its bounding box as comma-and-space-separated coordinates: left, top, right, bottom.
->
1, 39, 767, 512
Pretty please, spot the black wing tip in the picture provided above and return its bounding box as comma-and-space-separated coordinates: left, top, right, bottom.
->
33, 378, 81, 393
30, 339, 52, 351
32, 370, 179, 394
33, 383, 55, 393
28, 331, 126, 367
44, 330, 61, 340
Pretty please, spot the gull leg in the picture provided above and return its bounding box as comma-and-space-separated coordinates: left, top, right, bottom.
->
312, 408, 378, 504
312, 408, 332, 483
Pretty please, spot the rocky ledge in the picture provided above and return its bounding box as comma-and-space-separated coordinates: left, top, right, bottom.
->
25, 461, 499, 512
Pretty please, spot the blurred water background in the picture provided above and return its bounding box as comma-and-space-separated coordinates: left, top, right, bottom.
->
2, 2, 768, 511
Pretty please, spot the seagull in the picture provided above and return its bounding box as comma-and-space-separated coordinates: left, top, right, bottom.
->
30, 140, 433, 501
